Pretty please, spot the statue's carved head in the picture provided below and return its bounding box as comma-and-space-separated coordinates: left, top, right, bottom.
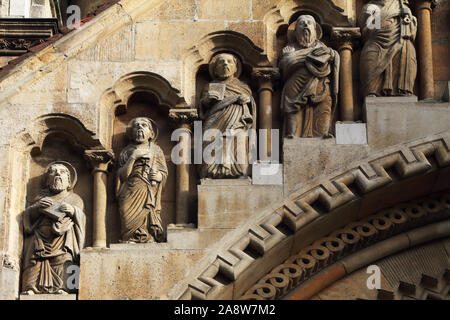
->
127, 117, 156, 143
295, 15, 322, 48
211, 53, 239, 80
45, 163, 72, 193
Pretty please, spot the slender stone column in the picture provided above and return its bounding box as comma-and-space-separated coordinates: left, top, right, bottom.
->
415, 0, 437, 100
169, 109, 197, 226
84, 149, 114, 248
252, 68, 279, 158
332, 27, 361, 121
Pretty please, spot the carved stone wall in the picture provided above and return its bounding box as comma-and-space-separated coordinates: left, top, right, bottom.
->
0, 0, 448, 300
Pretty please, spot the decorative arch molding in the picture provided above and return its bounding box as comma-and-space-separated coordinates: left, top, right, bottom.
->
12, 113, 103, 155
97, 71, 188, 149
240, 192, 450, 300
171, 131, 450, 300
3, 114, 105, 278
182, 31, 272, 105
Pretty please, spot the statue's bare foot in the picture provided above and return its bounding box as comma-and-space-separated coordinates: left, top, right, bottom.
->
286, 134, 295, 139
21, 290, 35, 295
323, 133, 334, 139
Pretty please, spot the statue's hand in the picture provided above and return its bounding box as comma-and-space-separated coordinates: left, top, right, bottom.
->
38, 197, 53, 209
282, 46, 295, 55
238, 94, 251, 105
131, 148, 150, 160
149, 171, 163, 183
59, 203, 75, 217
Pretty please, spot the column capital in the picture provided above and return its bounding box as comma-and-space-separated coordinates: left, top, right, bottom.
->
252, 67, 280, 92
415, 0, 438, 12
84, 149, 114, 172
331, 27, 361, 52
169, 108, 198, 131
252, 67, 280, 81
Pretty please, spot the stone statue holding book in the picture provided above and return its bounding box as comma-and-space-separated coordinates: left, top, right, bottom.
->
280, 15, 340, 138
199, 52, 257, 179
21, 162, 86, 295
116, 117, 168, 243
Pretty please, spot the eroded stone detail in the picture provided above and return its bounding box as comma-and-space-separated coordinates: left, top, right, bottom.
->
21, 161, 86, 295
280, 15, 340, 138
359, 0, 417, 97
116, 117, 168, 243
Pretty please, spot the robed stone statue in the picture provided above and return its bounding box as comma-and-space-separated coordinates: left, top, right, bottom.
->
280, 15, 340, 138
199, 52, 257, 179
116, 117, 168, 243
21, 161, 85, 295
359, 0, 417, 97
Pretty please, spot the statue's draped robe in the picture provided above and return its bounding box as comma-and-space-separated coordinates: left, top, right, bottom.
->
116, 142, 168, 242
22, 190, 85, 294
199, 77, 256, 178
359, 0, 417, 96
280, 41, 339, 137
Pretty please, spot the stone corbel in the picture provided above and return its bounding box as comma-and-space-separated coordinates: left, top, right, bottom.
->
251, 68, 280, 158
331, 27, 361, 122
168, 108, 198, 226
84, 149, 114, 248
415, 0, 438, 100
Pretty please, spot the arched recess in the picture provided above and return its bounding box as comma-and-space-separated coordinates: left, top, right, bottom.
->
97, 71, 188, 150
4, 113, 105, 297
263, 0, 354, 62
97, 71, 196, 243
171, 132, 450, 300
182, 31, 272, 106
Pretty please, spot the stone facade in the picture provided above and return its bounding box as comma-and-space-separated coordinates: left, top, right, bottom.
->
0, 0, 448, 300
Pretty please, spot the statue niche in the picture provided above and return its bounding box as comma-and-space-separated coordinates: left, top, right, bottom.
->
21, 161, 86, 295
279, 14, 340, 139
358, 0, 417, 97
116, 117, 168, 243
198, 52, 257, 179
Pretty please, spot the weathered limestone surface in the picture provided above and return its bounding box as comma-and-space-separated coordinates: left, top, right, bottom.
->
0, 0, 448, 301
283, 138, 370, 195
364, 96, 450, 151
78, 245, 206, 300
198, 179, 283, 228
0, 266, 19, 300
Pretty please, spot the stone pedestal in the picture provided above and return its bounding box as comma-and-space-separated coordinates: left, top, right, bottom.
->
78, 245, 205, 300
0, 266, 19, 300
167, 226, 229, 250
364, 96, 450, 151
197, 178, 283, 228
335, 122, 367, 145
252, 162, 283, 185
283, 138, 370, 195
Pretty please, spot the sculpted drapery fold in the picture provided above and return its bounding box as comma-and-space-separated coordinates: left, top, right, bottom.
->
199, 53, 257, 179
358, 0, 417, 97
21, 162, 86, 295
116, 117, 168, 243
280, 15, 340, 138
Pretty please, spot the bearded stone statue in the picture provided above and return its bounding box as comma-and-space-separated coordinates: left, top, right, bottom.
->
116, 117, 168, 243
280, 15, 340, 138
359, 0, 417, 97
199, 52, 257, 179
21, 162, 85, 295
